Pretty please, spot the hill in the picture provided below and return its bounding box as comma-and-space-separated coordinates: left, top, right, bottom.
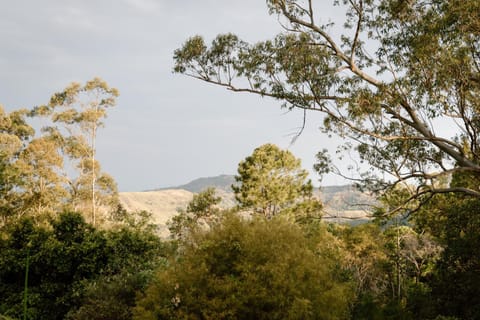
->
119, 189, 193, 236
120, 175, 376, 235
154, 174, 236, 193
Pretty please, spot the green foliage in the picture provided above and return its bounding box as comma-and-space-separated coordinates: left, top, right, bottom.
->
233, 143, 318, 218
185, 187, 221, 218
337, 224, 388, 298
66, 233, 169, 320
0, 78, 119, 226
32, 78, 119, 225
282, 197, 324, 223
135, 214, 354, 320
174, 0, 480, 205
168, 188, 222, 241
392, 169, 480, 318
0, 211, 164, 320
328, 218, 445, 319
0, 106, 66, 224
66, 272, 151, 320
427, 197, 480, 319
110, 205, 159, 234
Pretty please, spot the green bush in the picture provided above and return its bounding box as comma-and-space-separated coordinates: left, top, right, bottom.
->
134, 214, 354, 320
0, 211, 165, 320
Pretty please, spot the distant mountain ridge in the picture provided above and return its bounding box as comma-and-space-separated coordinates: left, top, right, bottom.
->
154, 175, 372, 208
154, 174, 236, 193
152, 174, 376, 216
120, 175, 376, 236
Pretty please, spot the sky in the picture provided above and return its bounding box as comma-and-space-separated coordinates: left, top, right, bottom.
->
0, 0, 348, 192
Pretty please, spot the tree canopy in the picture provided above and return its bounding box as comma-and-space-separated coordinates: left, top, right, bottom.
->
135, 215, 353, 320
33, 77, 119, 225
0, 211, 165, 320
174, 0, 480, 210
233, 143, 318, 218
0, 78, 119, 226
167, 187, 222, 241
0, 106, 66, 223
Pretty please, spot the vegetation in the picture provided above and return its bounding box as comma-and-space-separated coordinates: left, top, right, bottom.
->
32, 78, 119, 226
0, 78, 119, 226
167, 187, 222, 241
0, 211, 165, 320
233, 143, 322, 220
135, 215, 353, 320
2, 0, 480, 319
174, 0, 480, 210
0, 106, 64, 223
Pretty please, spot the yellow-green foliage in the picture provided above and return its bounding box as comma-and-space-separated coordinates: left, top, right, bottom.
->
134, 215, 354, 320
233, 143, 315, 219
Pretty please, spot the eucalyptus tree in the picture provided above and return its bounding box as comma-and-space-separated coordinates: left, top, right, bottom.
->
15, 136, 67, 219
34, 78, 119, 225
174, 0, 480, 211
0, 106, 34, 222
0, 106, 66, 223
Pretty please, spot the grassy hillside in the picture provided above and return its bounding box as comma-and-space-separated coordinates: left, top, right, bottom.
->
120, 176, 377, 235
119, 187, 235, 236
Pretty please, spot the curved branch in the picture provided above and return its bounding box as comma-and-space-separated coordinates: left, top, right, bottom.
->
277, 2, 382, 86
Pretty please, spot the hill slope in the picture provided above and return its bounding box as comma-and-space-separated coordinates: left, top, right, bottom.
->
119, 189, 193, 236
120, 175, 376, 235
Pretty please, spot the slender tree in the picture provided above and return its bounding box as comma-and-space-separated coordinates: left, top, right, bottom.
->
34, 78, 119, 225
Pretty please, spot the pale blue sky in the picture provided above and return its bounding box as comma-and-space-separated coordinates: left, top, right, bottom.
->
0, 0, 348, 191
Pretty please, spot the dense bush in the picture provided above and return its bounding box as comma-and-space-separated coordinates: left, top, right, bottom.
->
0, 211, 165, 320
134, 214, 354, 320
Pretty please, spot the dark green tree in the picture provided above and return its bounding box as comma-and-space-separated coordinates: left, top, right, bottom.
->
0, 211, 164, 320
418, 196, 480, 319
